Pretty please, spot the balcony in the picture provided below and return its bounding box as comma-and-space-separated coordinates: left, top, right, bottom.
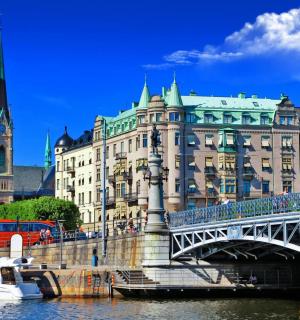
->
115, 152, 127, 160
125, 192, 138, 203
66, 185, 75, 194
100, 196, 116, 206
108, 175, 115, 184
66, 166, 75, 177
204, 167, 216, 177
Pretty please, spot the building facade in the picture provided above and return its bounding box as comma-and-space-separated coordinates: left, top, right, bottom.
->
92, 79, 300, 226
55, 128, 94, 225
0, 32, 13, 203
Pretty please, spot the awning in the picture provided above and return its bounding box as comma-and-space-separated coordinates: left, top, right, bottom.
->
206, 160, 213, 167
226, 134, 234, 145
282, 164, 287, 170
206, 137, 213, 145
189, 161, 195, 167
206, 181, 213, 188
188, 184, 196, 189
262, 138, 270, 147
243, 136, 251, 146
262, 160, 270, 168
244, 162, 251, 168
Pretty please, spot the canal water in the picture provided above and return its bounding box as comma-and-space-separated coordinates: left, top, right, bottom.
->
0, 297, 300, 320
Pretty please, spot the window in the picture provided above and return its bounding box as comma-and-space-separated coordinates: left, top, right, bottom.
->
149, 114, 154, 123
253, 102, 259, 107
282, 136, 292, 149
106, 166, 109, 177
136, 136, 140, 150
260, 115, 269, 125
89, 191, 92, 204
117, 182, 126, 198
186, 113, 197, 123
142, 134, 148, 148
175, 179, 180, 193
223, 113, 232, 124
261, 136, 270, 148
188, 179, 197, 193
205, 134, 213, 146
262, 181, 269, 194
56, 161, 60, 172
243, 136, 251, 147
136, 180, 140, 194
129, 121, 132, 130
220, 179, 225, 193
175, 155, 180, 168
113, 144, 116, 157
96, 148, 101, 162
82, 192, 84, 205
242, 114, 251, 125
226, 133, 234, 146
138, 115, 145, 124
156, 113, 162, 122
262, 158, 270, 170
96, 188, 101, 203
221, 100, 227, 105
206, 180, 214, 193
204, 113, 213, 124
243, 181, 251, 194
89, 173, 92, 184
205, 157, 213, 168
188, 156, 195, 170
96, 167, 101, 181
287, 116, 293, 126
121, 141, 124, 153
169, 112, 180, 122
243, 157, 251, 168
78, 193, 81, 205
187, 134, 195, 146
187, 199, 196, 209
121, 123, 124, 132
225, 178, 235, 193
280, 116, 285, 125
106, 146, 109, 159
175, 132, 180, 146
56, 179, 60, 190
282, 157, 292, 171
283, 180, 292, 193
128, 139, 132, 153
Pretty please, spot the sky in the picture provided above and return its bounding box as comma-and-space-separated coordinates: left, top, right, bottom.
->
0, 0, 300, 165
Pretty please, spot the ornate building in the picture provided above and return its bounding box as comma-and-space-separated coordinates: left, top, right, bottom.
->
93, 78, 300, 225
0, 32, 13, 203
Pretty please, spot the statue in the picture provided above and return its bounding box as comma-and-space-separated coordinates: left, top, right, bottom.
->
151, 124, 160, 154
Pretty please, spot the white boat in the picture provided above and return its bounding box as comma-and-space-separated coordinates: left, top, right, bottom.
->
0, 257, 43, 300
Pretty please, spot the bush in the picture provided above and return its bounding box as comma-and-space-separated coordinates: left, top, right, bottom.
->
0, 197, 81, 230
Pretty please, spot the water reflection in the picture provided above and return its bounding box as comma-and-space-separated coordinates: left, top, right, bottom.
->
0, 298, 299, 320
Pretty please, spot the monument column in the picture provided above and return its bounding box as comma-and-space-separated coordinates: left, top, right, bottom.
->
142, 124, 170, 266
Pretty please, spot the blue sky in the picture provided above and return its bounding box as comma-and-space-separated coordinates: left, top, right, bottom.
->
0, 0, 300, 165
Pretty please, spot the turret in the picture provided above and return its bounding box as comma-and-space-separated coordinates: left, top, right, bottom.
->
167, 75, 183, 107
138, 78, 150, 109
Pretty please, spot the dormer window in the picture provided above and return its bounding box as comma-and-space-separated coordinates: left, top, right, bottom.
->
223, 113, 232, 124
221, 100, 227, 105
260, 114, 269, 125
204, 113, 214, 124
242, 113, 251, 125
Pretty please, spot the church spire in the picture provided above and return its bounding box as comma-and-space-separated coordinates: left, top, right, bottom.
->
168, 74, 183, 107
0, 30, 10, 124
138, 76, 150, 108
44, 131, 52, 169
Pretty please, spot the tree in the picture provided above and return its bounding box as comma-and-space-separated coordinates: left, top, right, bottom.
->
0, 197, 81, 230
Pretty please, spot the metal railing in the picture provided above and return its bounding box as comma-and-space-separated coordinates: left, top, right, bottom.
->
170, 192, 300, 228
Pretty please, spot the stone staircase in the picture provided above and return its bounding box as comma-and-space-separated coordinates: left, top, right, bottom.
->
115, 270, 159, 286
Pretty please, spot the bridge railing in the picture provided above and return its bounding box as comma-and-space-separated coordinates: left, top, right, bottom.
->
169, 192, 300, 228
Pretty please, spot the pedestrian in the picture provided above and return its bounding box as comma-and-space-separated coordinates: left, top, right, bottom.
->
45, 227, 52, 243
39, 228, 46, 244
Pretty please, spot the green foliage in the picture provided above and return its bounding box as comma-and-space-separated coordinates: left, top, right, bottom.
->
0, 197, 81, 230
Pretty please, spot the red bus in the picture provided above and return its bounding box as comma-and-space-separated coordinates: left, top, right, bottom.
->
0, 220, 58, 247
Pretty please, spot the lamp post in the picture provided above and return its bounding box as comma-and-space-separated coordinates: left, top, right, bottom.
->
56, 219, 65, 269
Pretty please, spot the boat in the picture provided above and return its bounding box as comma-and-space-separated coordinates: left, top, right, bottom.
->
0, 257, 43, 300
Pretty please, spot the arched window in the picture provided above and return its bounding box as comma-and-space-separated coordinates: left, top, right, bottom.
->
0, 146, 5, 167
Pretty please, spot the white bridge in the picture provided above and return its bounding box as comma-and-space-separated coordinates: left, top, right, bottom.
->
169, 193, 300, 260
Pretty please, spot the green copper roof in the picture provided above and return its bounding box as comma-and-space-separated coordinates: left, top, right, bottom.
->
165, 78, 183, 107
44, 131, 52, 169
138, 80, 150, 109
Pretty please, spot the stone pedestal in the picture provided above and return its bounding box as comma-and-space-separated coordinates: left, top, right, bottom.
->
143, 152, 170, 266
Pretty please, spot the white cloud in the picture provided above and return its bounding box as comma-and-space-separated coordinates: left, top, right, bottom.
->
144, 8, 300, 69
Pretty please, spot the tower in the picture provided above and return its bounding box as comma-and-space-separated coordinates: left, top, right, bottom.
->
0, 30, 13, 203
44, 131, 52, 169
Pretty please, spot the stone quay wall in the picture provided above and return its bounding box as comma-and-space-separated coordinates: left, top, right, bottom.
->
0, 232, 145, 267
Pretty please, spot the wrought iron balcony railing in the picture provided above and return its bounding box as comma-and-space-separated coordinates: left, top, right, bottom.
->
115, 152, 127, 160
66, 185, 75, 193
